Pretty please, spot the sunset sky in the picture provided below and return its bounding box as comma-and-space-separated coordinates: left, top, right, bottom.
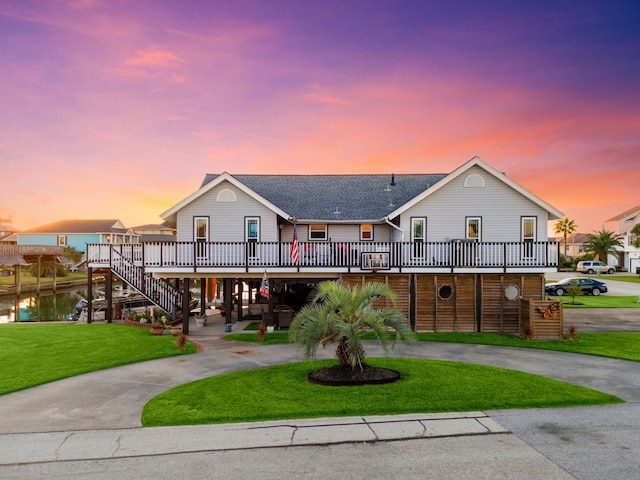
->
1, 0, 638, 235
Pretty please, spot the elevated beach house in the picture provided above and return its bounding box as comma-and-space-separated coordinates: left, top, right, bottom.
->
87, 157, 563, 334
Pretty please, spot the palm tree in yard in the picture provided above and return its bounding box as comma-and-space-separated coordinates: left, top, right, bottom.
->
583, 229, 623, 263
554, 218, 578, 257
289, 280, 413, 371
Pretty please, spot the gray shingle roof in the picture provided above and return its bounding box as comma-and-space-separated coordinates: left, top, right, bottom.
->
201, 173, 447, 221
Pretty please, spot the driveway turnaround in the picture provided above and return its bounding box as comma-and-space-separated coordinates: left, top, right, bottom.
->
0, 315, 639, 479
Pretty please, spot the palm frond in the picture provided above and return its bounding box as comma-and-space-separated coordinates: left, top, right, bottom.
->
289, 280, 412, 369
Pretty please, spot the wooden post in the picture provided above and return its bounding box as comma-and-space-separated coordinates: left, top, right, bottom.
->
224, 278, 233, 321
87, 268, 93, 324
182, 277, 190, 334
36, 255, 41, 295
52, 258, 57, 292
105, 270, 113, 323
15, 264, 21, 295
200, 278, 206, 316
237, 279, 244, 321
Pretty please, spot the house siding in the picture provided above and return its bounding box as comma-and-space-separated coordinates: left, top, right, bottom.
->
401, 165, 549, 242
280, 223, 394, 243
176, 180, 279, 242
18, 233, 98, 252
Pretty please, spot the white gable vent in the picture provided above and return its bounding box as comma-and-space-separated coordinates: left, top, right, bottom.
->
216, 188, 237, 202
464, 173, 485, 188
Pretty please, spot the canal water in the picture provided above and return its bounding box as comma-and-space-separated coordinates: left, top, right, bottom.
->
0, 287, 93, 323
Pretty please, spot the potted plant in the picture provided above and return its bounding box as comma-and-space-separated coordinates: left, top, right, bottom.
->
150, 319, 164, 335
224, 322, 232, 333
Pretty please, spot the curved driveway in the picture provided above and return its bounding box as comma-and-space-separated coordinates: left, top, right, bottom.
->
0, 328, 638, 434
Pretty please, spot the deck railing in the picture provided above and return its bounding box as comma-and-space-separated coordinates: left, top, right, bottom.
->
0, 244, 65, 255
87, 241, 559, 271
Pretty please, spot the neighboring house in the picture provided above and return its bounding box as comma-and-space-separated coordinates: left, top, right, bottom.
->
0, 221, 15, 241
88, 157, 563, 333
132, 223, 177, 243
14, 219, 140, 254
604, 206, 640, 273
551, 233, 589, 259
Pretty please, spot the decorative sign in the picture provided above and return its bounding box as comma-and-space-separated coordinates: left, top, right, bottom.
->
536, 302, 560, 318
361, 252, 390, 271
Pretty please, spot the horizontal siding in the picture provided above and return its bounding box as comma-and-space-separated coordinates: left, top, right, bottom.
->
280, 223, 394, 243
401, 165, 550, 242
177, 180, 279, 242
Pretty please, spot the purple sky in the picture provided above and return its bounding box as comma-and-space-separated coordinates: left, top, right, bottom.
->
1, 0, 639, 234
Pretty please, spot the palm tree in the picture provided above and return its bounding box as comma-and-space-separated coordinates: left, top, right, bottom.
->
554, 218, 578, 257
631, 223, 640, 249
583, 229, 623, 263
289, 280, 413, 370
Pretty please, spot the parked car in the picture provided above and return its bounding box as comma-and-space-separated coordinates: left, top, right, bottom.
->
576, 261, 615, 275
545, 277, 608, 296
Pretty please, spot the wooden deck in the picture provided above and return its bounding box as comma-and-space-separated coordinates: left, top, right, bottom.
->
87, 241, 560, 275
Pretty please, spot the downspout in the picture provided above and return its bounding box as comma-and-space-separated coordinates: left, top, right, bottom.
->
384, 217, 405, 265
384, 217, 404, 241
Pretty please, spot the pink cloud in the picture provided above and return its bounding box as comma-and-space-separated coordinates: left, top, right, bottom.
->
123, 48, 186, 69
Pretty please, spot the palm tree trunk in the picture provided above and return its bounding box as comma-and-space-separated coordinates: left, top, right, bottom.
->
335, 337, 365, 368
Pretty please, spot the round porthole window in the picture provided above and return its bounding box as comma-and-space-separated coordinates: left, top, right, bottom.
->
504, 285, 520, 301
438, 284, 453, 300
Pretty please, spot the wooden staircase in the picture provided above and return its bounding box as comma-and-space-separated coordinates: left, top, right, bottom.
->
109, 246, 183, 318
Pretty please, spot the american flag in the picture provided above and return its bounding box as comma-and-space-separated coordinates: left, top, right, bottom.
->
259, 270, 270, 299
290, 223, 300, 265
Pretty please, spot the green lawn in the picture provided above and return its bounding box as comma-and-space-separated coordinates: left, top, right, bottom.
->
142, 358, 622, 426
0, 323, 197, 395
554, 295, 640, 308
225, 331, 640, 362
587, 275, 640, 284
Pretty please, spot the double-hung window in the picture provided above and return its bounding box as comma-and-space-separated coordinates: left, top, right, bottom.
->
466, 217, 481, 241
246, 217, 260, 258
522, 216, 536, 258
411, 217, 426, 257
309, 224, 327, 241
360, 224, 373, 241
194, 217, 209, 261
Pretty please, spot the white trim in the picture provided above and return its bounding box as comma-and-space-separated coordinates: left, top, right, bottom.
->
522, 216, 536, 242
161, 172, 291, 221
194, 217, 209, 242
466, 217, 481, 241
386, 156, 564, 220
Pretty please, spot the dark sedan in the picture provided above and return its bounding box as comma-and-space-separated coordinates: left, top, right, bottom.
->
545, 277, 608, 296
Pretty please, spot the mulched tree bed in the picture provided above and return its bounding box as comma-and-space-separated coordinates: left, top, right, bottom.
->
307, 363, 402, 386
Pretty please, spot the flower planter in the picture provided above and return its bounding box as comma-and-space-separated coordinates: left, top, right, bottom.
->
150, 326, 164, 336
224, 324, 232, 332
195, 316, 207, 327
